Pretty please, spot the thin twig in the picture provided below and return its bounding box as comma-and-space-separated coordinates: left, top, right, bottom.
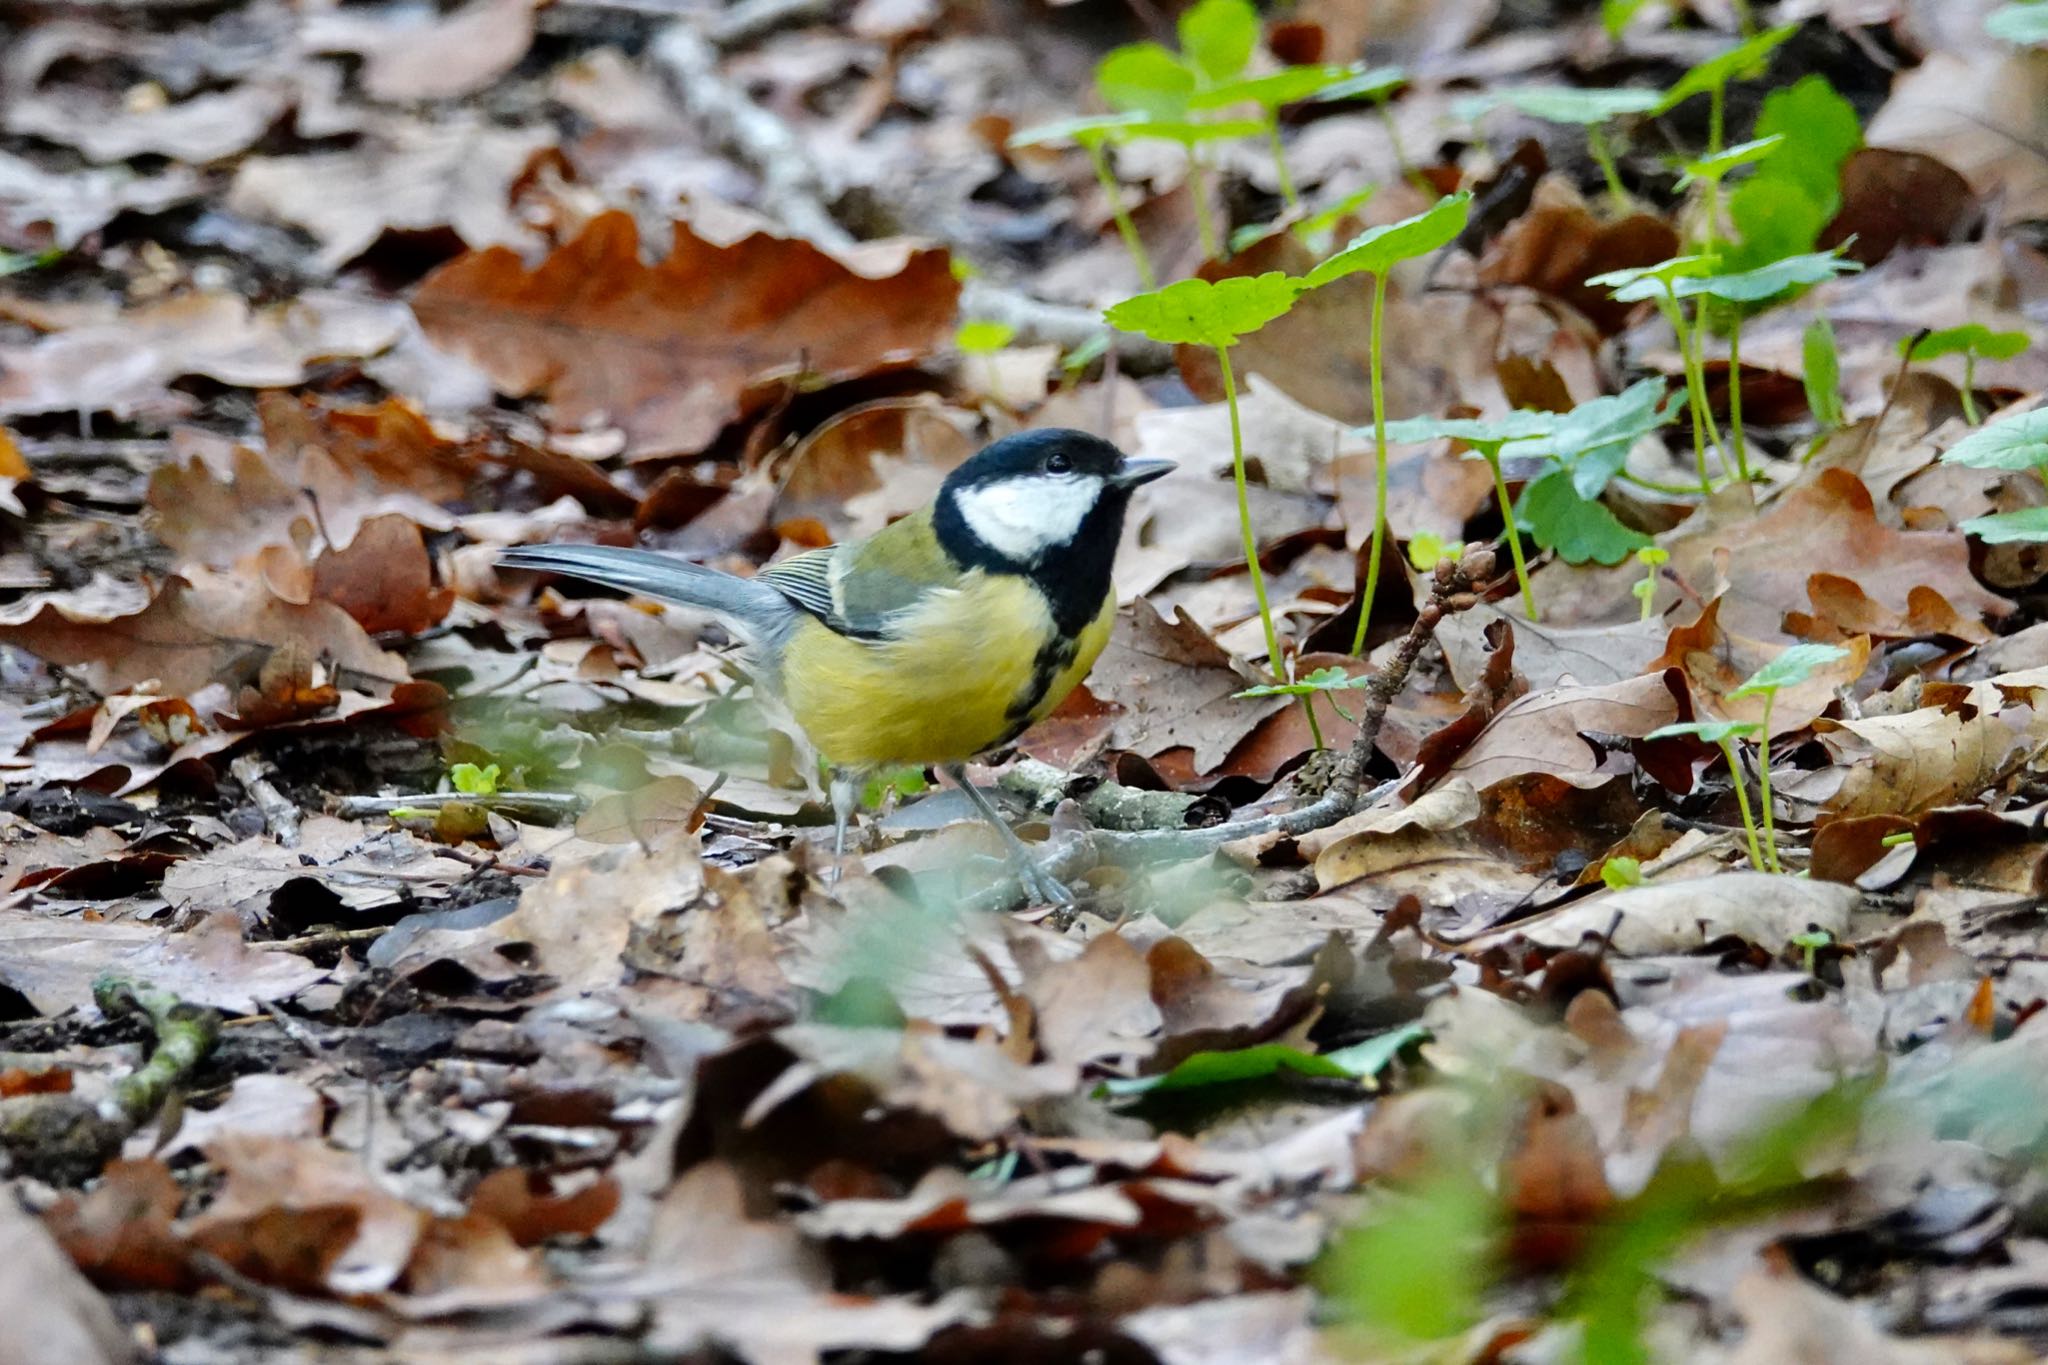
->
335, 791, 585, 820
230, 753, 301, 848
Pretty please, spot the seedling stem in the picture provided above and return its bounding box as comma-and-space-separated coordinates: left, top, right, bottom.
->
1354, 270, 1392, 654
1086, 143, 1157, 290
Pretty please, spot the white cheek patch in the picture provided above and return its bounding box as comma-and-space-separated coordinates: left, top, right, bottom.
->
952, 474, 1103, 562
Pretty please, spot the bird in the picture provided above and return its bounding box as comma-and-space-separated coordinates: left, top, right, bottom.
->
498, 428, 1174, 905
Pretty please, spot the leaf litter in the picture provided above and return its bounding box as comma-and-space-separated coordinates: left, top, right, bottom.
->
1, 1, 2048, 1362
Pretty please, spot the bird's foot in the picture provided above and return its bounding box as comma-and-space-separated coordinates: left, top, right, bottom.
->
1013, 855, 1076, 909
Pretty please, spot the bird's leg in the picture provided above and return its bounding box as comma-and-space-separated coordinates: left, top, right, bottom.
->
942, 763, 1075, 907
828, 768, 862, 875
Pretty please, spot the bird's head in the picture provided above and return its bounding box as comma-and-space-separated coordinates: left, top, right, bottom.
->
934, 429, 1174, 572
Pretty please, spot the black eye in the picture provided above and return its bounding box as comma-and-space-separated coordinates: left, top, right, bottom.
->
1045, 452, 1072, 474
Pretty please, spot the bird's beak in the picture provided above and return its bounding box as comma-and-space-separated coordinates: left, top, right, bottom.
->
1110, 457, 1176, 488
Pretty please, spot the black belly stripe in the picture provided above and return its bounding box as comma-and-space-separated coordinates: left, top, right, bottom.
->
994, 634, 1081, 745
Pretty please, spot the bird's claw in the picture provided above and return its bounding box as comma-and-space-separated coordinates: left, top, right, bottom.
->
1017, 859, 1076, 908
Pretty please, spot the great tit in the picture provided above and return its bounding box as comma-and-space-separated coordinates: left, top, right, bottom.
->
499, 428, 1173, 905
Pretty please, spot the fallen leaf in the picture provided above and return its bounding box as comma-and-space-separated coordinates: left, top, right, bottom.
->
0, 1187, 135, 1365
302, 0, 539, 102
0, 292, 405, 422
1474, 871, 1859, 954
1863, 50, 2048, 229
0, 149, 201, 250
1441, 671, 1686, 790
1477, 178, 1682, 334
1653, 598, 1871, 734
412, 211, 960, 457
6, 77, 289, 165
1014, 930, 1162, 1067
0, 909, 324, 1014
1085, 602, 1287, 777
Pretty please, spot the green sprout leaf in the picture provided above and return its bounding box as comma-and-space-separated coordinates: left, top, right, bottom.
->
1499, 378, 1678, 498
1321, 1022, 1431, 1081
1406, 530, 1462, 571
1305, 191, 1473, 288
1190, 64, 1354, 112
450, 762, 501, 796
1586, 253, 1717, 303
1098, 42, 1196, 117
1100, 1042, 1356, 1096
1939, 407, 2048, 471
1517, 468, 1650, 564
1676, 134, 1786, 188
1104, 272, 1301, 348
1120, 115, 1269, 146
1460, 86, 1663, 126
1380, 410, 1560, 448
1905, 324, 2032, 363
1321, 1175, 1495, 1342
1296, 183, 1377, 247
1603, 0, 1655, 36
1961, 508, 2048, 544
1804, 317, 1844, 428
1646, 719, 1763, 745
1988, 2, 2048, 44
1236, 665, 1373, 700
1675, 250, 1861, 303
1061, 330, 1111, 374
954, 320, 1017, 353
1178, 0, 1258, 83
1728, 643, 1852, 698
1308, 64, 1406, 104
1659, 23, 1800, 111
1601, 856, 1645, 890
1007, 111, 1152, 149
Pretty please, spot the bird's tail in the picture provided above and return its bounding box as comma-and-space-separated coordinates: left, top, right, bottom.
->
498, 544, 798, 642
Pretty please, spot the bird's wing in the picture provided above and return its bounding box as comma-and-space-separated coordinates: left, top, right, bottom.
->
756, 509, 958, 642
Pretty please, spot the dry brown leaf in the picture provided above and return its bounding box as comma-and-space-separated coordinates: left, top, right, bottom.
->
1014, 930, 1161, 1068
0, 909, 324, 1014
771, 397, 980, 543
1437, 606, 1666, 693
1864, 50, 2048, 228
6, 78, 288, 165
0, 149, 201, 251
1819, 147, 1979, 265
0, 292, 404, 421
0, 570, 407, 699
412, 211, 960, 457
302, 0, 539, 102
1441, 671, 1685, 791
1477, 872, 1859, 955
1477, 179, 1682, 334
1085, 602, 1287, 777
1652, 598, 1870, 735
1726, 1257, 2033, 1365
0, 1188, 135, 1365
1664, 468, 2010, 645
229, 120, 551, 272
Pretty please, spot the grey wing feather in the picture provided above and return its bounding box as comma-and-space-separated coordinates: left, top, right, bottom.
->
497, 544, 801, 643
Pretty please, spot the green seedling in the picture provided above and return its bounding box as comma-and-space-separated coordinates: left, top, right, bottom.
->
1238, 664, 1374, 727
1645, 718, 1767, 871
1803, 317, 1844, 433
1988, 2, 2048, 44
1497, 380, 1672, 568
1381, 410, 1555, 618
1108, 272, 1301, 676
1101, 1026, 1425, 1098
1726, 642, 1852, 873
1601, 855, 1645, 890
1589, 255, 1722, 494
1406, 530, 1463, 572
1676, 134, 1782, 254
1901, 325, 2031, 425
1678, 250, 1863, 480
1632, 546, 1669, 620
1603, 0, 1655, 35
1009, 114, 1159, 287
1295, 183, 1377, 255
1060, 330, 1111, 377
1303, 191, 1473, 653
1658, 23, 1800, 253
1790, 928, 1834, 975
1939, 407, 2048, 544
450, 761, 501, 796
1461, 86, 1662, 207
1190, 63, 1354, 208
954, 320, 1017, 353
1724, 77, 1860, 271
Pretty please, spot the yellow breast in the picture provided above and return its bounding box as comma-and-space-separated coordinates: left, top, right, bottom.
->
778, 575, 1114, 768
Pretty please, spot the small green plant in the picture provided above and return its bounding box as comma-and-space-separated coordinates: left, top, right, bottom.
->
1405, 529, 1462, 572
1303, 191, 1473, 652
1937, 407, 2048, 544
1803, 316, 1844, 433
1726, 642, 1852, 873
1190, 63, 1352, 209
1108, 272, 1301, 675
1722, 76, 1860, 272
1589, 256, 1722, 494
1645, 718, 1768, 871
1008, 114, 1159, 287
953, 320, 1017, 353
1632, 546, 1669, 620
450, 761, 501, 796
1601, 855, 1645, 890
1381, 411, 1554, 618
1656, 23, 1800, 234
1790, 927, 1834, 975
1499, 380, 1675, 569
1237, 664, 1374, 727
1461, 86, 1661, 208
1901, 325, 2031, 425
1680, 251, 1862, 479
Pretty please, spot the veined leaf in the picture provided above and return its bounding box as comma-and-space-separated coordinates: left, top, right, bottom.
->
1105, 272, 1301, 347
1518, 468, 1650, 564
1098, 42, 1195, 117
1587, 253, 1717, 302
1178, 0, 1258, 84
1659, 24, 1800, 110
1305, 191, 1472, 287
1190, 64, 1354, 112
1729, 643, 1852, 697
1646, 719, 1762, 744
1906, 324, 2031, 363
1963, 508, 2048, 543
1939, 408, 2048, 471
1379, 409, 1559, 450
1674, 251, 1860, 302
